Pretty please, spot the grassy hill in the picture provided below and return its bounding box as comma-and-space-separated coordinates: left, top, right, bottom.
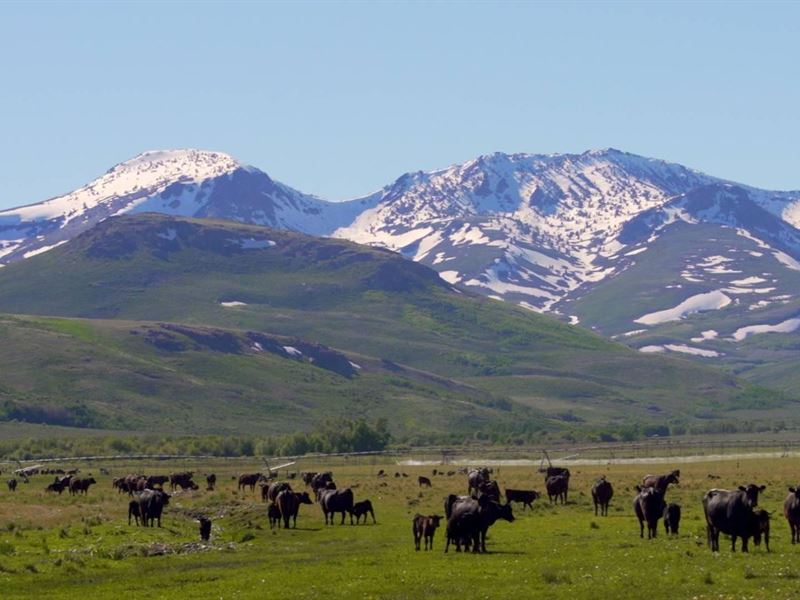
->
0, 214, 792, 436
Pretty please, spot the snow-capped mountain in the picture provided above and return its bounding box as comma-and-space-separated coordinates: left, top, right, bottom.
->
2, 148, 800, 362
0, 149, 374, 263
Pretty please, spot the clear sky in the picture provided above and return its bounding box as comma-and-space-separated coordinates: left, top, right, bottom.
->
0, 1, 798, 209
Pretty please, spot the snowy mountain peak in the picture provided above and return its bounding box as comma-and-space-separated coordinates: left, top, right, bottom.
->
105, 149, 242, 180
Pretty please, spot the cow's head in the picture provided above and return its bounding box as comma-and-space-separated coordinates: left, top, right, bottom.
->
159, 491, 172, 506
430, 515, 442, 528
297, 492, 313, 505
87, 477, 97, 485
738, 484, 766, 507
665, 472, 680, 486
498, 502, 515, 523
789, 486, 800, 499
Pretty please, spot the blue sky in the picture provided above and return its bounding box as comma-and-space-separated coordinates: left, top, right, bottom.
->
0, 1, 798, 209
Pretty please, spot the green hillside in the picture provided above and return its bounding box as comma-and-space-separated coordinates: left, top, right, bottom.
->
0, 214, 791, 435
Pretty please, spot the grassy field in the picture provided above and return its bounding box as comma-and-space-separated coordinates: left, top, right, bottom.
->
0, 455, 797, 599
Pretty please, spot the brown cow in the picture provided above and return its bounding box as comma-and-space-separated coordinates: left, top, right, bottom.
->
170, 472, 198, 491
642, 470, 680, 493
205, 473, 216, 491
418, 476, 432, 488
413, 514, 442, 550
69, 477, 97, 495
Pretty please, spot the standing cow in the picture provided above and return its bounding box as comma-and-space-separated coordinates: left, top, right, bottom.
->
642, 470, 680, 494
784, 486, 800, 544
136, 489, 171, 528
634, 486, 665, 539
703, 486, 768, 552
546, 475, 569, 504
664, 503, 681, 535
413, 514, 442, 551
318, 488, 354, 525
591, 476, 613, 516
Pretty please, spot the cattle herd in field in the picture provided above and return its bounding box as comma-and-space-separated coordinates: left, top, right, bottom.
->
3, 463, 800, 555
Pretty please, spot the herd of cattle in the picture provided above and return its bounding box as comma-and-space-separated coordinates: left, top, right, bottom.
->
5, 464, 800, 555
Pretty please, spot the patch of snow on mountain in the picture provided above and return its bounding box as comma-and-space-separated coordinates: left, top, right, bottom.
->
634, 290, 732, 325
220, 301, 247, 307
731, 318, 800, 341
22, 240, 68, 258
439, 271, 461, 284
690, 330, 719, 342
773, 250, 800, 271
730, 276, 768, 286
283, 346, 303, 357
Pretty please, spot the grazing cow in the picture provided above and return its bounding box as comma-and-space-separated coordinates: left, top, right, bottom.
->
301, 471, 317, 486
444, 494, 514, 553
318, 488, 354, 525
136, 489, 171, 527
413, 514, 442, 551
69, 477, 97, 496
664, 503, 681, 535
170, 472, 198, 492
376, 469, 386, 478
467, 468, 490, 496
642, 470, 680, 494
268, 503, 282, 529
45, 480, 68, 494
418, 476, 432, 488
703, 487, 768, 552
634, 486, 666, 539
505, 489, 540, 511
8, 478, 19, 492
199, 516, 211, 542
206, 473, 216, 491
591, 476, 613, 516
478, 480, 501, 502
546, 475, 569, 504
265, 481, 292, 504
352, 500, 376, 524
784, 486, 800, 544
237, 473, 265, 492
128, 500, 141, 526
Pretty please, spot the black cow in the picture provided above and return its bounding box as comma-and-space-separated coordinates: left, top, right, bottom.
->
704, 487, 769, 552
146, 475, 169, 488
413, 514, 442, 551
591, 476, 613, 516
268, 502, 282, 529
784, 485, 800, 544
664, 503, 681, 535
265, 481, 292, 504
310, 472, 334, 494
205, 473, 216, 491
505, 489, 540, 510
128, 500, 141, 526
642, 470, 680, 494
352, 500, 376, 524
301, 471, 317, 486
444, 494, 514, 553
478, 480, 501, 502
634, 486, 666, 539
467, 468, 490, 496
542, 466, 570, 480
136, 489, 171, 527
170, 472, 198, 492
418, 476, 432, 488
238, 473, 266, 492
6, 479, 16, 492
276, 490, 313, 528
199, 516, 211, 541
318, 488, 354, 525
546, 475, 569, 504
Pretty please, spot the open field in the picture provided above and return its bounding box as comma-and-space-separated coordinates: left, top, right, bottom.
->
0, 455, 798, 599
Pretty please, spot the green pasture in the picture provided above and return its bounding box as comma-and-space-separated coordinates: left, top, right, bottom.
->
0, 456, 797, 599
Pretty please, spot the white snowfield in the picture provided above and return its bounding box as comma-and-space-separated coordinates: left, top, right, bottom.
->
220, 301, 247, 308
640, 344, 721, 358
634, 290, 732, 325
731, 318, 800, 341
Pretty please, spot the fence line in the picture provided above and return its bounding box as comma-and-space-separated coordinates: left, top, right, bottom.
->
3, 438, 800, 467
